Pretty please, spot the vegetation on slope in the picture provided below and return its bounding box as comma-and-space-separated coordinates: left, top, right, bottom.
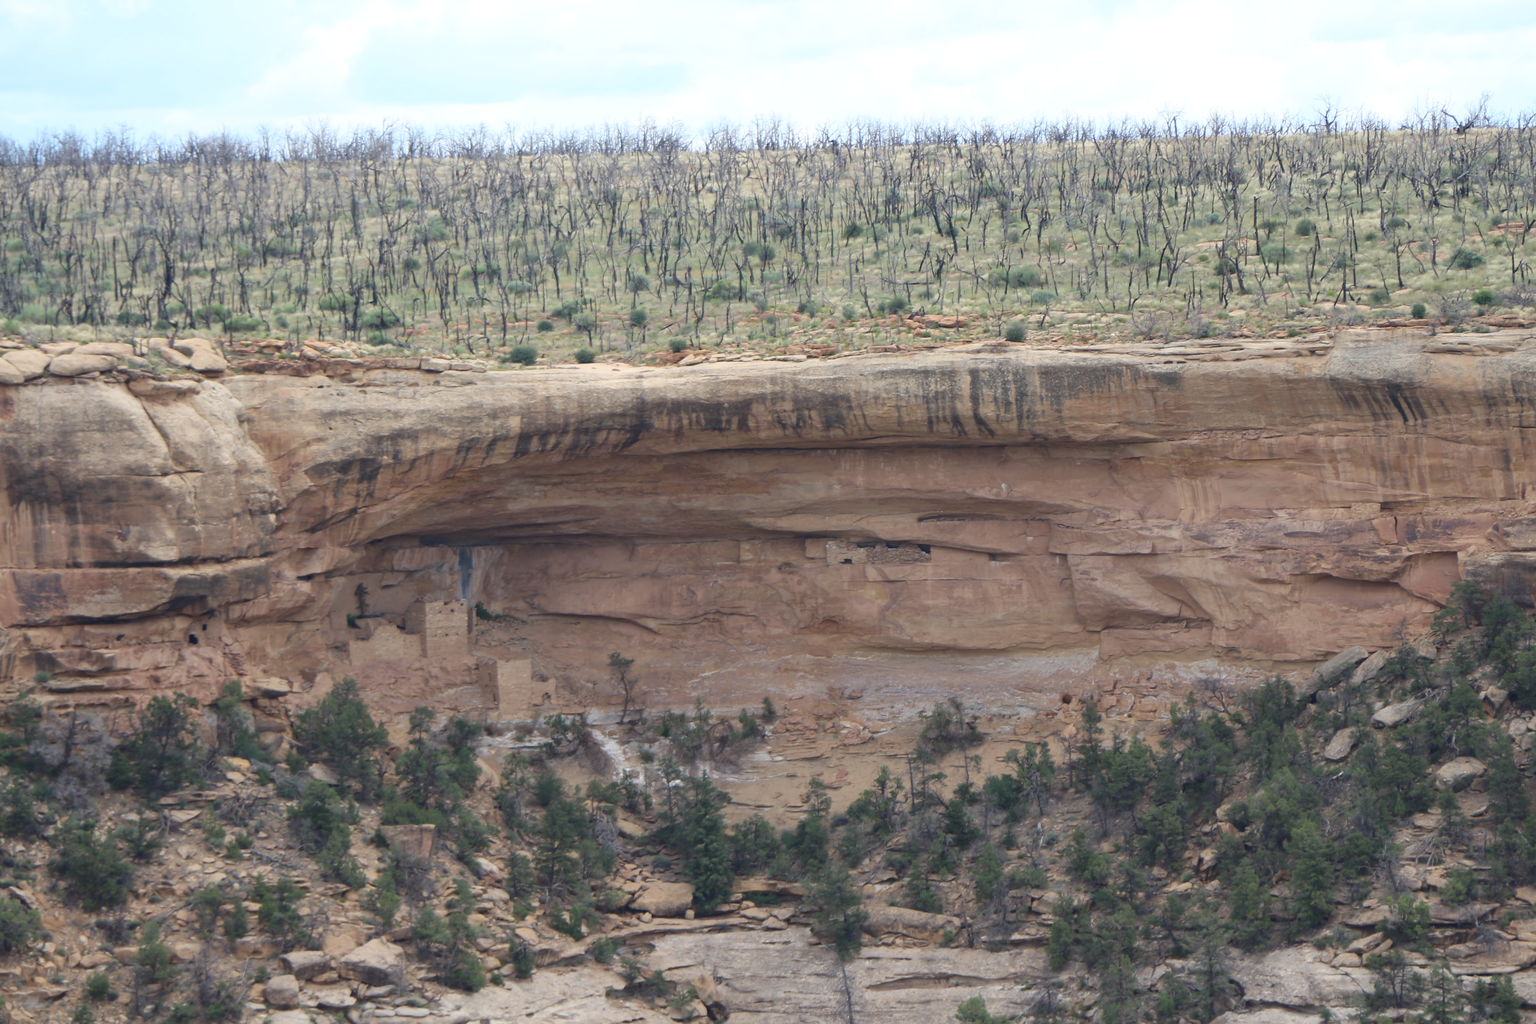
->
5, 583, 1536, 1022
1, 107, 1535, 361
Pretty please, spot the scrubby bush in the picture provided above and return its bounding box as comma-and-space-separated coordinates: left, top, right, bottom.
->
252, 876, 310, 950
51, 819, 133, 910
107, 693, 204, 799
0, 894, 42, 954
1004, 321, 1026, 343
507, 345, 538, 365
573, 347, 596, 363
292, 679, 387, 800
288, 780, 364, 887
1449, 248, 1486, 270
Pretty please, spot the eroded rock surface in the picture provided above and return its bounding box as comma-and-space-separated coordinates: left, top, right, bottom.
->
4, 329, 1536, 712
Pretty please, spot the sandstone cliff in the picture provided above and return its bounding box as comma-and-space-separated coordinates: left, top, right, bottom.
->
3, 328, 1534, 715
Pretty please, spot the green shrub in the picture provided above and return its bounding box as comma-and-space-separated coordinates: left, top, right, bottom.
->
573, 347, 596, 363
668, 338, 687, 353
1004, 321, 1026, 343
212, 680, 266, 762
1473, 288, 1496, 307
288, 780, 364, 887
293, 679, 387, 800
1449, 248, 1486, 270
0, 893, 42, 954
0, 776, 45, 838
507, 345, 538, 365
252, 876, 310, 950
988, 266, 1045, 290
1295, 218, 1317, 236
223, 314, 263, 334
1411, 302, 1428, 319
51, 819, 133, 910
535, 319, 555, 332
509, 936, 537, 978
808, 859, 866, 962
107, 693, 204, 799
84, 971, 114, 1002
360, 308, 402, 330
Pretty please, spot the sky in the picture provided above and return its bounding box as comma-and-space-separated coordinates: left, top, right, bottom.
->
1, 0, 1533, 143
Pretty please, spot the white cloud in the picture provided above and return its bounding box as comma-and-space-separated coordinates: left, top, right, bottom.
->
4, 0, 1536, 139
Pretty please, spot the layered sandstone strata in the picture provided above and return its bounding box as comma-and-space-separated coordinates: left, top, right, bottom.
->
2, 328, 1533, 714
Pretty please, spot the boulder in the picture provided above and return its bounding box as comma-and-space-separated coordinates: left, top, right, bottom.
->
1434, 757, 1487, 792
320, 922, 369, 959
251, 676, 293, 697
631, 882, 695, 917
279, 950, 331, 981
75, 341, 137, 358
307, 762, 340, 786
1305, 647, 1368, 695
47, 352, 118, 377
1322, 728, 1359, 761
127, 377, 200, 397
1211, 1010, 1320, 1024
309, 984, 356, 1010
1, 348, 50, 378
379, 823, 436, 861
338, 936, 406, 986
0, 361, 24, 385
1373, 698, 1425, 729
148, 341, 195, 367
265, 973, 301, 1009
1349, 649, 1391, 686
862, 902, 962, 943
1229, 947, 1371, 1010
470, 856, 503, 881
172, 337, 229, 373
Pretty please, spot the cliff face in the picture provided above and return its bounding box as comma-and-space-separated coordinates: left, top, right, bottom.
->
4, 329, 1535, 714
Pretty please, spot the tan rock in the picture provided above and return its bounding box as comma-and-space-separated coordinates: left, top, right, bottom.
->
631, 882, 695, 917
1306, 647, 1368, 694
1322, 727, 1359, 761
861, 902, 962, 943
0, 360, 24, 385
169, 337, 229, 373
378, 823, 436, 861
1346, 932, 1387, 955
1373, 698, 1425, 728
75, 342, 137, 358
1348, 648, 1391, 686
265, 973, 301, 1009
47, 352, 118, 376
1435, 757, 1487, 791
2, 348, 51, 378
338, 937, 406, 986
279, 950, 331, 980
6, 332, 1536, 716
320, 923, 368, 959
